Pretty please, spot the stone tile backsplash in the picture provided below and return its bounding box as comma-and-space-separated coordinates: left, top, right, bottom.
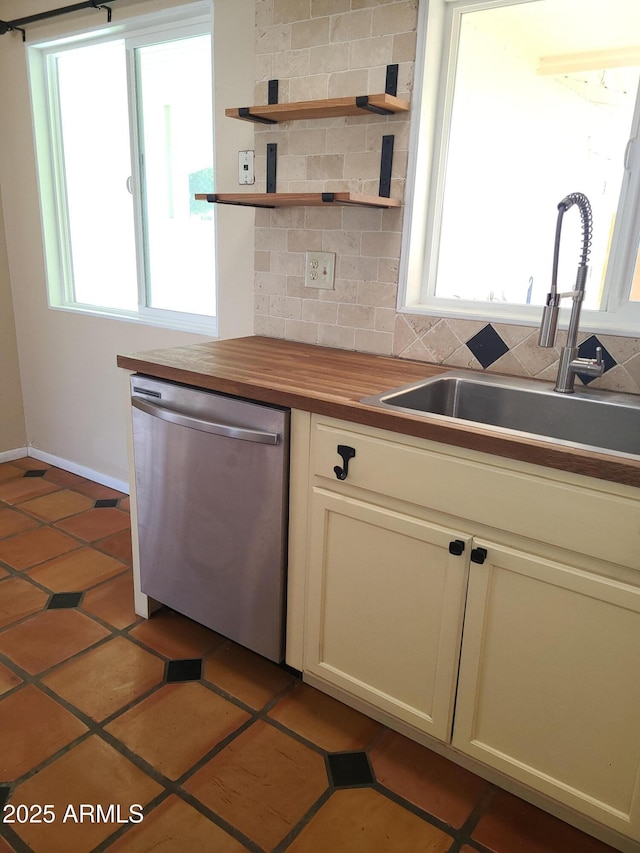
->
252, 0, 640, 394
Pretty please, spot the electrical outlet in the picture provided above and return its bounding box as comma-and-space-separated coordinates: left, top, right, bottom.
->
305, 251, 336, 290
238, 150, 255, 185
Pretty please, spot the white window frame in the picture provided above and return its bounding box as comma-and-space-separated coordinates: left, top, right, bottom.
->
399, 0, 640, 336
28, 3, 218, 336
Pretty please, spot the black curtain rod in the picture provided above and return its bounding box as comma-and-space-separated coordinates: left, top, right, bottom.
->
0, 1, 116, 41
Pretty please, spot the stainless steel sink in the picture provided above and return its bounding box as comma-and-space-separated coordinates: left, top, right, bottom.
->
361, 370, 640, 458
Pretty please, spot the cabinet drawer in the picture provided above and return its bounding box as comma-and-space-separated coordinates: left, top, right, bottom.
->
311, 415, 640, 571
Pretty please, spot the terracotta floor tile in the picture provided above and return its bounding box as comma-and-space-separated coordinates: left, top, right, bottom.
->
0, 461, 619, 853
0, 463, 24, 483
107, 795, 247, 853
0, 661, 22, 696
472, 790, 618, 853
43, 468, 88, 487
56, 507, 129, 542
203, 641, 296, 710
71, 481, 126, 501
18, 489, 94, 522
11, 735, 163, 852
184, 719, 327, 850
0, 685, 88, 781
0, 609, 110, 675
0, 576, 49, 629
106, 681, 250, 780
26, 547, 127, 592
42, 636, 165, 721
0, 508, 39, 540
81, 572, 139, 629
0, 477, 59, 506
130, 609, 225, 659
0, 526, 80, 570
10, 458, 51, 471
287, 788, 453, 853
268, 682, 380, 752
370, 729, 492, 828
94, 527, 133, 564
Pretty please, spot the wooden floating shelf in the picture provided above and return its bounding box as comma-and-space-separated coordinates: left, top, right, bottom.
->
195, 192, 401, 209
225, 93, 409, 124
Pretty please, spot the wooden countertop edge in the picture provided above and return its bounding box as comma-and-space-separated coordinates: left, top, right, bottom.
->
117, 339, 640, 489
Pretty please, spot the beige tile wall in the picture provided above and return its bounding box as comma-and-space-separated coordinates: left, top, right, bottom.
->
252, 0, 640, 394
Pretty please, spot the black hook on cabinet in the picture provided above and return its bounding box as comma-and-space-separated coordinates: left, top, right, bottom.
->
334, 445, 356, 480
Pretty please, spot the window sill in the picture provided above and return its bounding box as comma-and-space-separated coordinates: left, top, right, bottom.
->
48, 303, 218, 338
401, 300, 640, 339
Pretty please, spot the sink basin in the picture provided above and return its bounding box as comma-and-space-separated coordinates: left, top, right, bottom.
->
361, 370, 640, 458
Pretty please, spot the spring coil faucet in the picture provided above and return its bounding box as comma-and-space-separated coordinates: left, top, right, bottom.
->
538, 192, 604, 393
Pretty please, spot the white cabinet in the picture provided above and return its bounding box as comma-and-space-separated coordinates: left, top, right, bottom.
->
305, 487, 470, 740
293, 413, 640, 846
453, 540, 640, 839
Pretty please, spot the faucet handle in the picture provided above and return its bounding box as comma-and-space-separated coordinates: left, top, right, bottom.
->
569, 346, 605, 381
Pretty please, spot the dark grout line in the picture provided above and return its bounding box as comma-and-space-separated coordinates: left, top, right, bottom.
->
273, 787, 334, 853
371, 779, 461, 839
1, 459, 612, 853
0, 595, 487, 853
0, 823, 33, 853
454, 785, 497, 846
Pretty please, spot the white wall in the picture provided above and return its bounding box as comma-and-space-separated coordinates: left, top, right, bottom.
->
0, 0, 255, 485
0, 186, 26, 455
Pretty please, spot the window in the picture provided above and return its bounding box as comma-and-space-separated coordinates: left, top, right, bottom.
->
30, 10, 216, 333
401, 0, 640, 335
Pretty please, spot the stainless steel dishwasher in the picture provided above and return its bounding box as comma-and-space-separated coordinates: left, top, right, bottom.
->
130, 375, 289, 662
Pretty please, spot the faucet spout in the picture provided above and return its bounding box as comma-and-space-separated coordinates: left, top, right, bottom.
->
538, 192, 602, 393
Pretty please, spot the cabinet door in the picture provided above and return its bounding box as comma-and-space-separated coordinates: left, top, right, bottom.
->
453, 541, 640, 838
305, 487, 470, 742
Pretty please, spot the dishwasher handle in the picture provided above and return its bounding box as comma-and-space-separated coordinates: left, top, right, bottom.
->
131, 396, 280, 445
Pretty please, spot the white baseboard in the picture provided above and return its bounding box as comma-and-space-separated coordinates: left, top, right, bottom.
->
0, 447, 29, 464
27, 448, 129, 495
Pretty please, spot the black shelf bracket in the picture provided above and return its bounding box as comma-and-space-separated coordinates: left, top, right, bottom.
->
237, 78, 280, 124
238, 108, 277, 125
0, 0, 114, 41
385, 63, 399, 97
238, 80, 279, 124
355, 95, 393, 116
355, 64, 399, 114
266, 143, 277, 194
379, 135, 394, 198
205, 194, 276, 209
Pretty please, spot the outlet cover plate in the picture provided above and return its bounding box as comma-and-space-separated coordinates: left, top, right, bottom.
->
238, 150, 255, 185
306, 251, 336, 289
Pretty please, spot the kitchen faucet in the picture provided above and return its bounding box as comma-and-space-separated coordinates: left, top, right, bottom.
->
538, 192, 604, 393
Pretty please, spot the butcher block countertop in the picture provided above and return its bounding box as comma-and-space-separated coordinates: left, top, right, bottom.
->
117, 335, 640, 489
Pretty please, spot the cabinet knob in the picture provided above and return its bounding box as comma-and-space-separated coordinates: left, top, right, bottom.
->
470, 547, 488, 564
449, 540, 465, 556
334, 445, 356, 480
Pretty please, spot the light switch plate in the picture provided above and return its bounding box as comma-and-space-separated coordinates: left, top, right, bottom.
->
306, 251, 336, 289
238, 150, 255, 185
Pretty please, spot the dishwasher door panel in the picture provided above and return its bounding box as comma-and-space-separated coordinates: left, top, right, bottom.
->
131, 376, 289, 662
